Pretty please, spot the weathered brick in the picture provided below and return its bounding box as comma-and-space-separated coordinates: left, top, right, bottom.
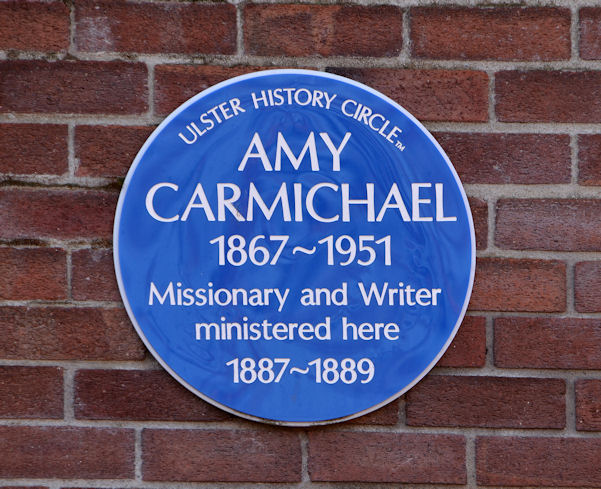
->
470, 258, 566, 312
143, 429, 301, 482
0, 307, 145, 361
308, 432, 465, 483
329, 68, 488, 122
437, 316, 486, 368
72, 248, 120, 302
496, 71, 601, 123
0, 61, 147, 114
75, 125, 153, 178
495, 317, 601, 369
0, 426, 134, 479
469, 197, 488, 250
0, 188, 117, 240
496, 199, 601, 251
245, 5, 402, 57
477, 436, 601, 486
578, 134, 601, 185
154, 65, 264, 116
412, 7, 570, 61
575, 261, 601, 313
576, 379, 601, 431
436, 133, 571, 184
0, 247, 67, 300
580, 8, 601, 60
0, 1, 69, 52
0, 124, 68, 175
75, 369, 229, 422
76, 0, 236, 55
407, 376, 565, 428
0, 366, 63, 419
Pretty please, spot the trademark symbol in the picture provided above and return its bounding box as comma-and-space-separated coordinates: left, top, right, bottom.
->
395, 141, 405, 151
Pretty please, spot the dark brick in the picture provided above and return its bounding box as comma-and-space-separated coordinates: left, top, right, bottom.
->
0, 124, 68, 175
576, 380, 601, 431
143, 429, 301, 482
0, 426, 134, 479
0, 61, 148, 114
0, 188, 117, 240
477, 436, 601, 486
437, 132, 571, 184
308, 432, 466, 483
495, 317, 601, 369
496, 199, 601, 251
575, 261, 601, 313
75, 125, 153, 178
75, 369, 229, 422
0, 307, 145, 361
437, 316, 486, 368
407, 376, 565, 428
578, 134, 601, 185
0, 366, 63, 419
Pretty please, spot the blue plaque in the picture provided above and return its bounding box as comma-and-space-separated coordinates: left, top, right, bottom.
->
114, 69, 475, 425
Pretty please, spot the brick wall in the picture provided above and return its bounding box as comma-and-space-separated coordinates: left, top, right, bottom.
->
1, 0, 600, 487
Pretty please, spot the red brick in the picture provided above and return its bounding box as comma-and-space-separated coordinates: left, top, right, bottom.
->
496, 71, 601, 123
0, 247, 66, 300
72, 248, 120, 302
75, 369, 229, 422
0, 366, 63, 419
0, 124, 68, 175
76, 0, 235, 55
407, 376, 565, 428
0, 1, 69, 52
0, 307, 145, 361
154, 65, 265, 116
437, 316, 486, 367
308, 432, 465, 483
578, 134, 601, 185
346, 399, 399, 425
412, 7, 570, 61
477, 436, 601, 486
329, 68, 488, 122
576, 380, 601, 431
143, 429, 301, 482
75, 125, 153, 178
245, 5, 402, 57
0, 188, 117, 240
436, 133, 571, 184
580, 8, 601, 60
470, 258, 566, 312
469, 197, 488, 250
496, 199, 601, 251
0, 61, 147, 114
495, 317, 601, 369
0, 426, 133, 479
579, 385, 600, 439
575, 261, 601, 313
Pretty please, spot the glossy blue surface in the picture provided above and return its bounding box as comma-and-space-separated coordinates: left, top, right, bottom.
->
114, 70, 475, 424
